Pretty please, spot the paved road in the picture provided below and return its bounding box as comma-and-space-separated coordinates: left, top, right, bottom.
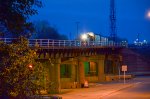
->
51, 76, 150, 99
103, 76, 150, 99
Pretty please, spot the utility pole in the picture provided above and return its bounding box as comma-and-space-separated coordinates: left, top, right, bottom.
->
110, 0, 117, 42
76, 22, 80, 39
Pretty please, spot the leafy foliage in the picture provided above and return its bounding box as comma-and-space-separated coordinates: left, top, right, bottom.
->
33, 20, 68, 40
0, 0, 42, 37
0, 37, 43, 99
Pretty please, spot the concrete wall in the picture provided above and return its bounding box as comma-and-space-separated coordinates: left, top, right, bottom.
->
121, 48, 150, 75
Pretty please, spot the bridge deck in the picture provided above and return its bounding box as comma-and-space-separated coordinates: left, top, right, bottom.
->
0, 38, 127, 49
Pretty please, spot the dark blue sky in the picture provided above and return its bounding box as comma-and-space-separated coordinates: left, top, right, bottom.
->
31, 0, 150, 43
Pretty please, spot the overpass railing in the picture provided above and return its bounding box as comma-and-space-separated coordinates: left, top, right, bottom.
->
0, 38, 127, 48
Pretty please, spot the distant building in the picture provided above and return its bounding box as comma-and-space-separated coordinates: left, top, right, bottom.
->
134, 39, 148, 46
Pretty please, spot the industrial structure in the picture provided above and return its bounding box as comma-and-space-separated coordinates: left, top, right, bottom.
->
109, 0, 117, 42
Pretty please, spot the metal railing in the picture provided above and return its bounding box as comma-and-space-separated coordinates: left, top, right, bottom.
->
0, 38, 127, 48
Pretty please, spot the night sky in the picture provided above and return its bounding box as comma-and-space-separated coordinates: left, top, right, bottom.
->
31, 0, 150, 43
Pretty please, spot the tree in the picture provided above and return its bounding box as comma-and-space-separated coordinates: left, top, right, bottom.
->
0, 37, 43, 99
0, 0, 42, 37
33, 20, 68, 40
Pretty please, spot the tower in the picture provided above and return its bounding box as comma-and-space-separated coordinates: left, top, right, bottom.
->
110, 0, 117, 42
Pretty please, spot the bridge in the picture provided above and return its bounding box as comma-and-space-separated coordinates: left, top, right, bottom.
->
0, 38, 127, 49
0, 38, 127, 58
0, 37, 127, 59
0, 38, 126, 93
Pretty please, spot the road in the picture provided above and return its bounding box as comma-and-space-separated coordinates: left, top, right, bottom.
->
53, 76, 150, 99
103, 76, 150, 99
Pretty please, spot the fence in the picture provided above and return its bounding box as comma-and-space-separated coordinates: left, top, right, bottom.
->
0, 38, 127, 48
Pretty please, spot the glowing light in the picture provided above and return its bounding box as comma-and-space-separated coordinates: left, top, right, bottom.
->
81, 34, 88, 41
28, 64, 33, 69
134, 41, 136, 44
148, 11, 150, 17
87, 32, 94, 37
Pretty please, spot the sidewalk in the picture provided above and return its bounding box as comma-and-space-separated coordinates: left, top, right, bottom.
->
51, 79, 136, 99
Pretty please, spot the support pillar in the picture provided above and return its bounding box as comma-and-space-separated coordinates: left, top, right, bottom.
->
115, 60, 120, 75
98, 59, 105, 82
112, 60, 116, 74
49, 58, 61, 94
71, 62, 77, 88
112, 56, 119, 75
71, 64, 76, 82
78, 61, 85, 88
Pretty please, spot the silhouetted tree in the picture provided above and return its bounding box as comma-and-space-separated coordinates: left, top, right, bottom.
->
0, 0, 42, 38
33, 20, 68, 40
